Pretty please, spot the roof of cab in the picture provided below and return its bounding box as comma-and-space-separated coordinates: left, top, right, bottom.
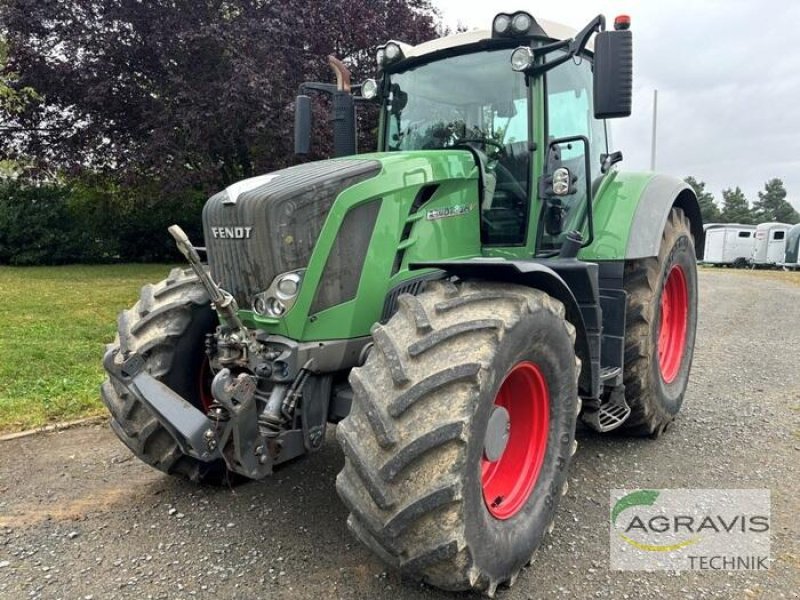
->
395, 19, 592, 60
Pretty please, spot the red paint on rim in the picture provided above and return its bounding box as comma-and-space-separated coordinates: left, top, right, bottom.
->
658, 265, 689, 383
198, 357, 214, 412
481, 361, 550, 520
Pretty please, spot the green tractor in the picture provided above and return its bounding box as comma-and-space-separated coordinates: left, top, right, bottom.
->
102, 12, 701, 595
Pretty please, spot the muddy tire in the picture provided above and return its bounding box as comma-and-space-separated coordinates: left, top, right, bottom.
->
335, 281, 579, 594
622, 207, 698, 437
101, 268, 233, 484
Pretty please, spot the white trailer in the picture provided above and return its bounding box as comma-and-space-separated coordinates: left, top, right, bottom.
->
702, 224, 756, 267
782, 223, 800, 269
752, 222, 791, 267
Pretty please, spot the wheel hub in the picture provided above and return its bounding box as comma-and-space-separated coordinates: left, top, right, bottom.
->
483, 406, 510, 462
481, 361, 550, 520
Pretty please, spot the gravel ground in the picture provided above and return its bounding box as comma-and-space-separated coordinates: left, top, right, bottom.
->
0, 269, 798, 600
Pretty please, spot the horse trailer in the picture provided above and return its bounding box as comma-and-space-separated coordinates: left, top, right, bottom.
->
752, 222, 791, 267
703, 223, 756, 267
782, 223, 800, 269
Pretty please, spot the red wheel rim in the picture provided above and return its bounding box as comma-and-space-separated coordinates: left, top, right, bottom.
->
658, 265, 689, 383
481, 361, 550, 520
198, 357, 214, 412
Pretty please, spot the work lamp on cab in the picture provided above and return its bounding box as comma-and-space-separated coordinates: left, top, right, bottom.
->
384, 42, 403, 64
361, 78, 379, 100
493, 11, 536, 38
493, 13, 511, 35
510, 46, 534, 72
511, 12, 533, 34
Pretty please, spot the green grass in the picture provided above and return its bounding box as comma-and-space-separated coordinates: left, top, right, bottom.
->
0, 264, 176, 432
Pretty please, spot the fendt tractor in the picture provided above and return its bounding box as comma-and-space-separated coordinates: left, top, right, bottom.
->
102, 12, 702, 594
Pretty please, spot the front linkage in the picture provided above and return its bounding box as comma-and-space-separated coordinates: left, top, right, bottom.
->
104, 226, 340, 479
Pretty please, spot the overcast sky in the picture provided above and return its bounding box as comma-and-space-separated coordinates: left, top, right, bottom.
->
432, 0, 800, 209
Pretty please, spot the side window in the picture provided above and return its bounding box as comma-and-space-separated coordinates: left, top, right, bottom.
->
541, 54, 607, 250
773, 231, 785, 241
546, 56, 607, 176
738, 231, 751, 238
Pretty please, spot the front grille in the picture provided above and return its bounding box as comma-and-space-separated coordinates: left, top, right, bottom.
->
202, 159, 381, 308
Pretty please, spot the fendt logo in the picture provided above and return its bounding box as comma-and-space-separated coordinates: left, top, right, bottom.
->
211, 226, 253, 240
610, 489, 771, 571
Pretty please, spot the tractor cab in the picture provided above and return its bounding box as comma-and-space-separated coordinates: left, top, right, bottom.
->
296, 12, 632, 257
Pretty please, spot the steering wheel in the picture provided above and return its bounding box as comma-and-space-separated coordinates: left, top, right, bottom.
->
451, 138, 507, 157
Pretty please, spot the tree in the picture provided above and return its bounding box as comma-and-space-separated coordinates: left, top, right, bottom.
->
719, 187, 754, 224
0, 0, 440, 192
752, 178, 800, 224
684, 176, 720, 223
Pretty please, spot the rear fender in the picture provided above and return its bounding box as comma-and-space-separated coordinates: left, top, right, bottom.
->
583, 172, 704, 261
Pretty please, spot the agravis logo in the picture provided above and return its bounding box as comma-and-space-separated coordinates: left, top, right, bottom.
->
609, 489, 771, 571
612, 490, 700, 552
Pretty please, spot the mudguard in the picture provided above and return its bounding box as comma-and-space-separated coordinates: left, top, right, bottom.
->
582, 172, 704, 261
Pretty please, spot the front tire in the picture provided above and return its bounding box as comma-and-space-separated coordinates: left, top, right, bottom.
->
101, 268, 233, 484
335, 281, 579, 593
622, 207, 698, 437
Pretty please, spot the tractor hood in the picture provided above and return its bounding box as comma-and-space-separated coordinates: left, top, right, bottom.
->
202, 151, 480, 325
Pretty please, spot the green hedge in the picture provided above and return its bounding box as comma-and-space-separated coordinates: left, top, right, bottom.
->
0, 180, 207, 264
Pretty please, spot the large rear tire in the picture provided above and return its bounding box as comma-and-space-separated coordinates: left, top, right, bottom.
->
622, 207, 698, 437
335, 281, 579, 594
101, 268, 234, 484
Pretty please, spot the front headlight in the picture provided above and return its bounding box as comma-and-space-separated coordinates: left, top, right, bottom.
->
252, 269, 305, 318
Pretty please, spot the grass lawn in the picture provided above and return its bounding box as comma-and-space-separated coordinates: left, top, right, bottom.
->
0, 264, 176, 432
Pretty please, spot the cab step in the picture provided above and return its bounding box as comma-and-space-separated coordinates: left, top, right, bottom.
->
581, 384, 631, 432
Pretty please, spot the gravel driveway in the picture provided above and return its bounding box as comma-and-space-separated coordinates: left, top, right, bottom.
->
1, 269, 798, 599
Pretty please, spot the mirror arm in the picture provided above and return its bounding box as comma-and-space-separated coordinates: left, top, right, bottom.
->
528, 15, 606, 77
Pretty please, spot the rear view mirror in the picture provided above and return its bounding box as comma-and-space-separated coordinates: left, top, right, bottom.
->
593, 29, 632, 119
294, 95, 312, 155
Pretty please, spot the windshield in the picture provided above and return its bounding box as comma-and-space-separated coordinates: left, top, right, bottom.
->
384, 50, 529, 152
383, 50, 531, 245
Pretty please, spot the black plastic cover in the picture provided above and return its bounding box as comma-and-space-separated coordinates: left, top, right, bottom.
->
294, 95, 312, 155
593, 30, 633, 119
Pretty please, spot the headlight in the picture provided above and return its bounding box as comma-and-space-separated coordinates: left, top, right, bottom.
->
252, 269, 305, 318
510, 46, 534, 72
361, 78, 379, 100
